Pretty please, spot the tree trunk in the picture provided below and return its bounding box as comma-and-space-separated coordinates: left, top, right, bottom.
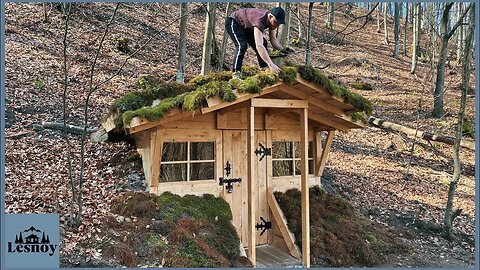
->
201, 3, 216, 75
278, 2, 291, 47
433, 3, 454, 118
410, 3, 421, 74
384, 2, 389, 45
403, 2, 408, 56
326, 2, 334, 29
444, 3, 475, 239
376, 2, 381, 33
305, 3, 314, 65
297, 3, 303, 40
456, 3, 464, 63
176, 2, 188, 82
393, 2, 400, 58
218, 3, 233, 71
367, 116, 475, 151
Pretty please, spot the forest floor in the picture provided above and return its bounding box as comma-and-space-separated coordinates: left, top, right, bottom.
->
4, 2, 476, 268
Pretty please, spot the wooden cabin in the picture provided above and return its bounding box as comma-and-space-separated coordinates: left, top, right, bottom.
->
102, 72, 366, 267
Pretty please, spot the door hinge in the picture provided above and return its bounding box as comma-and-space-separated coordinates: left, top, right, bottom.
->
254, 143, 271, 161
255, 216, 272, 236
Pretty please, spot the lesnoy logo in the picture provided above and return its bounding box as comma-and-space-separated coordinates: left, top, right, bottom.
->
4, 214, 59, 268
8, 226, 58, 256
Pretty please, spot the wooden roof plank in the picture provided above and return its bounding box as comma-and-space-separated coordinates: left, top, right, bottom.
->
201, 84, 281, 114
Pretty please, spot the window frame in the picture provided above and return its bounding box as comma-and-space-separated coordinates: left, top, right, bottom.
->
272, 141, 314, 177
160, 141, 216, 182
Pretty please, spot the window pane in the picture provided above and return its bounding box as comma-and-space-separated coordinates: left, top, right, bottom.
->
162, 142, 187, 161
190, 162, 214, 180
273, 160, 293, 177
160, 164, 187, 182
190, 142, 214, 160
294, 141, 314, 158
294, 160, 314, 175
272, 142, 292, 159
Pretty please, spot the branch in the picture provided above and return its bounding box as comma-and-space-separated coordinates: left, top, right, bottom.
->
34, 122, 98, 135
447, 3, 471, 38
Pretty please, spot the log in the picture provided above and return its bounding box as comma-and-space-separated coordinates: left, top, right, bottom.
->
34, 121, 98, 135
367, 116, 475, 151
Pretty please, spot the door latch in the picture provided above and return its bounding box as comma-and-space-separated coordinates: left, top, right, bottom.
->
219, 177, 242, 193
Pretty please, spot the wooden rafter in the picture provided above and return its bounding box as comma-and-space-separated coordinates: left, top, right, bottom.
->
278, 84, 346, 116
126, 109, 198, 134
307, 112, 350, 131
251, 98, 308, 109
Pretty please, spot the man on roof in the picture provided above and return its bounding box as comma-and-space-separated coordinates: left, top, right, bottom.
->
225, 7, 285, 79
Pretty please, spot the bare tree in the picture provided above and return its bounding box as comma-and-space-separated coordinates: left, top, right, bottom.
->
201, 2, 216, 75
432, 3, 471, 118
305, 2, 314, 65
393, 2, 400, 58
444, 3, 475, 239
277, 2, 291, 47
403, 2, 408, 56
384, 2, 389, 45
218, 3, 233, 71
326, 2, 334, 29
410, 3, 421, 74
176, 2, 188, 82
455, 2, 464, 63
377, 2, 381, 33
296, 3, 304, 40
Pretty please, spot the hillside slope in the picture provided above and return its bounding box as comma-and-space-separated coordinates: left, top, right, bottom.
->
4, 2, 475, 267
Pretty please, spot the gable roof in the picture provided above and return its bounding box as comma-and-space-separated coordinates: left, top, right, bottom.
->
102, 65, 371, 137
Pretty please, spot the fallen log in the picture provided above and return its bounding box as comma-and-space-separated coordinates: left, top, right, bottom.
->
367, 116, 475, 151
33, 121, 98, 135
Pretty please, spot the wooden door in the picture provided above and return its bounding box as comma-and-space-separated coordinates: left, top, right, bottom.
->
222, 130, 269, 247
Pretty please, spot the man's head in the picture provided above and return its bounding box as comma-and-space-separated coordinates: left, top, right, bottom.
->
268, 7, 285, 30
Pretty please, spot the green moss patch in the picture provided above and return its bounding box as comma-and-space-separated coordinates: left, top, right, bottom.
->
297, 65, 372, 114
275, 186, 409, 267
112, 63, 371, 129
351, 82, 373, 91
93, 191, 250, 268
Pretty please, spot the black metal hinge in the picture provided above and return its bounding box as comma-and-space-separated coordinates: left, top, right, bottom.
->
255, 216, 272, 236
219, 177, 242, 193
254, 143, 271, 161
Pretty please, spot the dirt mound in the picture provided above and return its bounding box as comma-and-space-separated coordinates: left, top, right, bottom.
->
63, 191, 251, 268
275, 186, 411, 267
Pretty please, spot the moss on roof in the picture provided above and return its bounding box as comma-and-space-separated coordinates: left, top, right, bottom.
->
111, 64, 372, 129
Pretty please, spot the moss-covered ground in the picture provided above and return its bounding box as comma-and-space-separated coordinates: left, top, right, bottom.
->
111, 64, 372, 129
94, 192, 250, 268
274, 186, 411, 267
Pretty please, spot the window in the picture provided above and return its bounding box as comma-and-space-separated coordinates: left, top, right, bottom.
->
272, 141, 313, 177
160, 142, 215, 182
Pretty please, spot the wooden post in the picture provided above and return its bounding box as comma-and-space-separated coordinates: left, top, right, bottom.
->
150, 129, 163, 190
316, 130, 335, 177
314, 131, 323, 183
247, 105, 256, 266
300, 108, 310, 267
